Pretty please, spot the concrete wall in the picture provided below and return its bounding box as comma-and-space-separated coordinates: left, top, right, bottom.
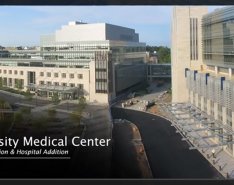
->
55, 22, 139, 43
0, 66, 92, 101
56, 23, 106, 42
171, 6, 208, 103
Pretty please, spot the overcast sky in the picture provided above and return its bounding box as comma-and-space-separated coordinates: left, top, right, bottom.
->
0, 6, 224, 47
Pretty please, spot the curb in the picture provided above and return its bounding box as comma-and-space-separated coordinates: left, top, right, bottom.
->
128, 122, 153, 178
114, 106, 226, 179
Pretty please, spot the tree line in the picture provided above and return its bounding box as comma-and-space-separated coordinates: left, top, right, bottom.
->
146, 45, 171, 64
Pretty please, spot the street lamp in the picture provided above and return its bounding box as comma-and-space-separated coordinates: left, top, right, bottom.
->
212, 148, 215, 158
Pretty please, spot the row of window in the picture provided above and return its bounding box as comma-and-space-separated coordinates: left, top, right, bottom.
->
190, 18, 198, 60
1, 77, 24, 89
40, 72, 83, 79
0, 69, 24, 75
39, 81, 84, 89
42, 44, 109, 52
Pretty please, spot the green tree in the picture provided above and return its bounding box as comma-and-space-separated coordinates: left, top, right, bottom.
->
157, 46, 171, 63
0, 77, 3, 88
15, 79, 23, 90
146, 45, 171, 63
0, 99, 13, 136
146, 45, 159, 53
51, 92, 60, 105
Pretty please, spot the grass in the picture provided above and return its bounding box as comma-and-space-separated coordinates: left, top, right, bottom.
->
0, 86, 33, 97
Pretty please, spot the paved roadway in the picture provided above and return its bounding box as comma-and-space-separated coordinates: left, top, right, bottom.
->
111, 107, 223, 179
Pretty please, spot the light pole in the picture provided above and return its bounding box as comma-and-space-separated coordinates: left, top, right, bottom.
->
212, 148, 215, 158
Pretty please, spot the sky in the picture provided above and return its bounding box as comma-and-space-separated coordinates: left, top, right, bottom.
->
0, 6, 224, 47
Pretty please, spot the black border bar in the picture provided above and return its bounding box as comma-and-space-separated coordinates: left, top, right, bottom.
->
0, 179, 234, 185
0, 0, 234, 5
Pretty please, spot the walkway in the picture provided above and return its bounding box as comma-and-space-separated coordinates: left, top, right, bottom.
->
159, 103, 234, 178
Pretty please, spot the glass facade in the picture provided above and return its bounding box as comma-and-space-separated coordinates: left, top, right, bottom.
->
202, 6, 234, 67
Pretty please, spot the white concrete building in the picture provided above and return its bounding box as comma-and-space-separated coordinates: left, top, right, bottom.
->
0, 22, 146, 104
172, 6, 234, 157
171, 6, 208, 103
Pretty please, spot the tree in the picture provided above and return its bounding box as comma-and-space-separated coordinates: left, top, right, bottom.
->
157, 46, 171, 63
78, 96, 86, 105
51, 92, 60, 105
146, 45, 171, 63
0, 99, 13, 136
0, 77, 2, 88
15, 79, 23, 90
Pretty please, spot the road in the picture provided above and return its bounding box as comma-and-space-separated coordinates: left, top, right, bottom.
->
111, 107, 223, 179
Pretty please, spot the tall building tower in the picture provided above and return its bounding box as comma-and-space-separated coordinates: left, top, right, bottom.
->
171, 6, 208, 103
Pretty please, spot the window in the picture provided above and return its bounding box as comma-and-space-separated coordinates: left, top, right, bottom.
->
9, 70, 12, 74
47, 72, 51, 77
70, 83, 75, 87
3, 70, 6, 74
14, 70, 18, 75
62, 83, 67, 87
39, 81, 44, 85
218, 104, 222, 121
47, 81, 52, 86
54, 82, 59, 86
40, 72, 44, 77
69, 74, 74, 79
78, 84, 84, 89
78, 74, 83, 79
62, 73, 66, 78
210, 101, 214, 117
54, 73, 59, 78
190, 18, 198, 60
20, 71, 24, 75
0, 69, 1, 73
8, 78, 12, 86
227, 109, 232, 127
